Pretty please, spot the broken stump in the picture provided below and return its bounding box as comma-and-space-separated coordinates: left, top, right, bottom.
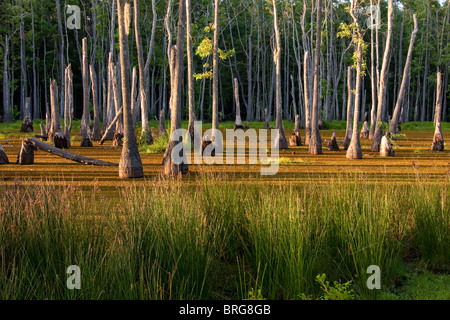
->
289, 131, 302, 147
380, 135, 395, 157
17, 139, 36, 165
327, 132, 340, 151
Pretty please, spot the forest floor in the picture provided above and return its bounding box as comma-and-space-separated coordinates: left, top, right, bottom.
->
0, 120, 449, 191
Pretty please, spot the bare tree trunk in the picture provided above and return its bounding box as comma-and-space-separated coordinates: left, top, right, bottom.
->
64, 64, 73, 147
90, 65, 102, 141
343, 67, 354, 150
17, 140, 35, 165
369, 0, 377, 140
111, 62, 124, 145
144, 0, 157, 119
117, 0, 144, 178
309, 0, 323, 155
234, 78, 243, 130
390, 14, 418, 134
159, 108, 167, 137
20, 98, 33, 133
186, 0, 196, 140
31, 1, 39, 119
102, 78, 107, 133
131, 67, 139, 123
2, 35, 10, 122
273, 0, 288, 149
162, 0, 188, 176
371, 0, 393, 152
246, 7, 254, 122
134, 0, 154, 145
421, 5, 430, 122
304, 51, 311, 144
264, 108, 270, 129
80, 38, 93, 147
49, 80, 68, 149
212, 0, 220, 137
431, 72, 444, 151
347, 1, 363, 159
290, 75, 298, 121
56, 0, 65, 118
20, 21, 27, 120
99, 107, 123, 145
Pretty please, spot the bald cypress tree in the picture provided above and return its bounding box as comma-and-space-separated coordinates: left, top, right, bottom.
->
309, 0, 323, 155
162, 0, 189, 176
117, 0, 144, 178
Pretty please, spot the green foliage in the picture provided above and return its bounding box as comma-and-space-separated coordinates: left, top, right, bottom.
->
193, 32, 235, 81
315, 274, 356, 300
244, 288, 266, 300
139, 134, 168, 154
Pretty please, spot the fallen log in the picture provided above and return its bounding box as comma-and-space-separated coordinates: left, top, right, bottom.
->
25, 137, 119, 166
99, 107, 123, 145
17, 139, 36, 165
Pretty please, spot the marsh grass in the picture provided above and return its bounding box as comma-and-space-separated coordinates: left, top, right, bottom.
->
0, 173, 448, 300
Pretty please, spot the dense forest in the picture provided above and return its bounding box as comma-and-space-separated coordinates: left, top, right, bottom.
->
0, 0, 448, 129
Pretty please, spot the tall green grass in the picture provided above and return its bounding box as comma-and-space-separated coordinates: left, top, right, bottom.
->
0, 174, 448, 299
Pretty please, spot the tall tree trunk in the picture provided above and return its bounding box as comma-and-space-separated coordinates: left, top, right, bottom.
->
421, 5, 430, 122
49, 79, 68, 149
56, 0, 65, 119
2, 36, 10, 122
64, 65, 73, 148
234, 78, 243, 129
390, 14, 418, 134
144, 0, 157, 118
212, 0, 220, 136
343, 66, 354, 150
31, 1, 39, 119
272, 0, 288, 149
369, 0, 377, 139
304, 51, 311, 144
80, 38, 92, 144
90, 65, 102, 141
309, 0, 323, 155
371, 0, 393, 152
246, 6, 254, 122
162, 0, 188, 176
347, 0, 363, 159
186, 0, 196, 140
134, 0, 154, 145
20, 21, 27, 120
431, 72, 444, 151
117, 0, 144, 178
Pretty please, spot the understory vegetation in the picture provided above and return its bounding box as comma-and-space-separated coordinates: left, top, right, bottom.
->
1, 173, 448, 300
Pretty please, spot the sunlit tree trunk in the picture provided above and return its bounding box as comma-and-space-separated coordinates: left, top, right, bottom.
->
390, 14, 418, 134
273, 0, 288, 149
309, 0, 323, 155
162, 0, 188, 176
186, 0, 196, 140
371, 0, 393, 152
117, 0, 144, 178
